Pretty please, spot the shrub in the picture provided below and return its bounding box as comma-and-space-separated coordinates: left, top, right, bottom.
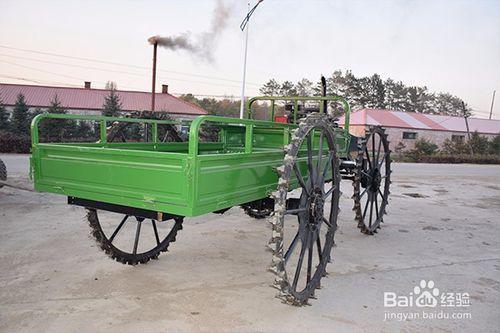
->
413, 138, 438, 155
419, 154, 500, 164
469, 131, 490, 155
489, 135, 500, 155
441, 138, 470, 155
0, 131, 31, 153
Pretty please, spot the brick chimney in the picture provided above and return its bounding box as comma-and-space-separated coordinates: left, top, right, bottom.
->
162, 84, 169, 94
84, 81, 91, 89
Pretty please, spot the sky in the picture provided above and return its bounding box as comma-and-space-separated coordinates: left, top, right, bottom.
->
0, 0, 499, 119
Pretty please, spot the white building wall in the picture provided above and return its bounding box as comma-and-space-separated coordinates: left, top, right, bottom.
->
348, 124, 498, 151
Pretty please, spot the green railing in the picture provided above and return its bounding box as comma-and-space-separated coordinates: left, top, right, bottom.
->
187, 115, 296, 156
30, 113, 181, 146
246, 95, 351, 138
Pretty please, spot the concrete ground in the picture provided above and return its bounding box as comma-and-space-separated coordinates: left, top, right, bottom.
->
1, 154, 499, 333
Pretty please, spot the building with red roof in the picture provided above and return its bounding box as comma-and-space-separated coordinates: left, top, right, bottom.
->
339, 108, 500, 151
0, 82, 207, 119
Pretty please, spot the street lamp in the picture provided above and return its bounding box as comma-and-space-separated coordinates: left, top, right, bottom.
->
239, 0, 264, 119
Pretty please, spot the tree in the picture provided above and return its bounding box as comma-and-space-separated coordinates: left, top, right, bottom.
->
40, 95, 69, 142
0, 99, 9, 131
489, 135, 500, 155
105, 81, 117, 90
11, 93, 30, 135
279, 81, 297, 96
296, 78, 313, 96
363, 74, 386, 108
468, 131, 489, 155
412, 138, 438, 156
259, 79, 281, 96
102, 89, 122, 117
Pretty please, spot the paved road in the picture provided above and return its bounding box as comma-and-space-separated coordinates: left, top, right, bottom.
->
1, 154, 499, 332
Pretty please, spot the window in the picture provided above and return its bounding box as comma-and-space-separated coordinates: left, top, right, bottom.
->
451, 134, 465, 143
402, 132, 417, 139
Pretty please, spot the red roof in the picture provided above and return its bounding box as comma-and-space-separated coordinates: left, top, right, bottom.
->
0, 83, 207, 116
340, 109, 500, 135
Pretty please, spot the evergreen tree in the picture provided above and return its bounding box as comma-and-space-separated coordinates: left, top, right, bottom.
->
259, 79, 281, 96
367, 74, 386, 108
0, 99, 9, 131
296, 78, 313, 96
40, 95, 68, 142
102, 89, 122, 117
11, 93, 30, 135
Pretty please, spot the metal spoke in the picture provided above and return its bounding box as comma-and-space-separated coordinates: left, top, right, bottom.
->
369, 192, 374, 228
364, 145, 372, 170
292, 234, 308, 290
307, 133, 314, 184
375, 192, 379, 221
316, 232, 322, 262
152, 220, 160, 245
359, 188, 368, 198
132, 220, 142, 255
322, 216, 332, 229
372, 133, 376, 164
284, 207, 307, 215
285, 231, 300, 263
375, 134, 382, 166
378, 189, 384, 199
322, 152, 333, 179
361, 170, 372, 179
293, 163, 309, 193
324, 185, 335, 199
307, 230, 314, 284
316, 132, 324, 182
378, 152, 388, 168
362, 193, 370, 222
109, 215, 129, 243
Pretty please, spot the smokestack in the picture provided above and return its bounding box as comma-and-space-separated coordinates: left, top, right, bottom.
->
151, 42, 158, 111
162, 84, 169, 94
84, 81, 91, 89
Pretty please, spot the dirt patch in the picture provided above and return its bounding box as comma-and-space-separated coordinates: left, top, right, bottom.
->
422, 226, 441, 231
399, 184, 416, 188
485, 185, 500, 191
433, 188, 449, 194
403, 193, 428, 198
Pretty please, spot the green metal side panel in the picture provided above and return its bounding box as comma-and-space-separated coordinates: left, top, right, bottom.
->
192, 151, 283, 215
32, 144, 191, 216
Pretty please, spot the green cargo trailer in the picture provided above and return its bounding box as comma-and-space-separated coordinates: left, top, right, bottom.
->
30, 94, 391, 305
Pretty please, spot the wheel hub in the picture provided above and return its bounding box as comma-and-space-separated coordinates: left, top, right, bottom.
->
370, 167, 382, 192
308, 188, 325, 228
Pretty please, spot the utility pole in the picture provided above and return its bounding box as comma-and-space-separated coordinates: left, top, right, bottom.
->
239, 2, 250, 120
462, 102, 473, 155
239, 0, 264, 119
489, 90, 496, 120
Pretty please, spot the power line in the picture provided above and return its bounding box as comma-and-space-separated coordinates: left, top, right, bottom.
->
0, 45, 261, 86
0, 56, 262, 91
0, 74, 82, 87
0, 74, 253, 100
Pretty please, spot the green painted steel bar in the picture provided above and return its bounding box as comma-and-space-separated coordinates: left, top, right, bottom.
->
187, 115, 297, 157
293, 100, 298, 123
270, 100, 275, 121
31, 113, 180, 147
152, 123, 158, 143
99, 120, 107, 143
245, 124, 253, 153
246, 95, 351, 136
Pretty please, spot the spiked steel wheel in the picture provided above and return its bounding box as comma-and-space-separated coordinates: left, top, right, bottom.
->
87, 209, 183, 265
268, 114, 340, 305
0, 158, 6, 188
352, 126, 391, 235
241, 198, 274, 219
